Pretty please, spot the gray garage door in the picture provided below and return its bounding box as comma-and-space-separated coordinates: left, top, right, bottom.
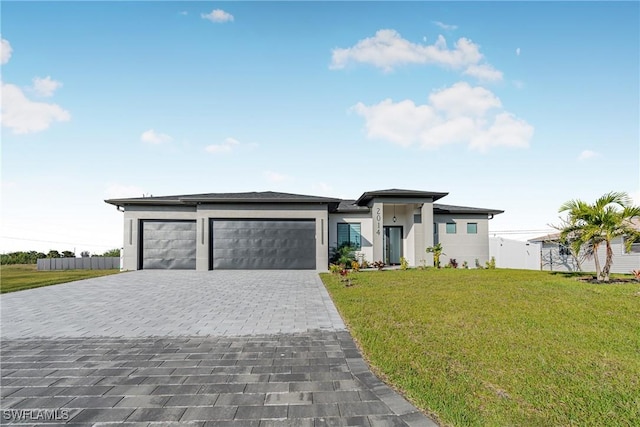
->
141, 220, 196, 269
211, 219, 316, 270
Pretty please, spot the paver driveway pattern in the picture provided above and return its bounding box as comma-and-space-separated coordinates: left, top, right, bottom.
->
1, 271, 438, 426
1, 271, 345, 338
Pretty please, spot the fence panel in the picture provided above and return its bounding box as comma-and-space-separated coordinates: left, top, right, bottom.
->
37, 257, 120, 271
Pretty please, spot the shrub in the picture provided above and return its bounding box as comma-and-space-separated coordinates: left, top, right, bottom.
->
475, 258, 484, 269
462, 260, 469, 269
330, 243, 357, 266
351, 260, 360, 271
400, 257, 409, 270
371, 261, 385, 271
485, 256, 496, 269
329, 264, 342, 274
448, 258, 458, 269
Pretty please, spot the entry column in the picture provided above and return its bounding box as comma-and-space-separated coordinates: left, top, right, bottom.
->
372, 201, 384, 263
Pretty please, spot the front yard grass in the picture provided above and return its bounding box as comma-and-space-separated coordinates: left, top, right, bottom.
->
321, 268, 640, 427
1, 264, 120, 293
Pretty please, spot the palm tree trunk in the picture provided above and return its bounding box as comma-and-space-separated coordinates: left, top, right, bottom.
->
593, 244, 602, 281
602, 240, 614, 282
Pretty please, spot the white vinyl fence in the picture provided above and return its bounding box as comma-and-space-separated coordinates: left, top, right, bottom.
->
489, 237, 541, 270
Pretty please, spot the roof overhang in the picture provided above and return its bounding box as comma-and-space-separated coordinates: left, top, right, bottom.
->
356, 189, 448, 207
433, 204, 504, 216
105, 191, 342, 209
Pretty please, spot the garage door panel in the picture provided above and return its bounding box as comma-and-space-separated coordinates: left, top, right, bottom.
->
212, 219, 316, 270
142, 221, 196, 270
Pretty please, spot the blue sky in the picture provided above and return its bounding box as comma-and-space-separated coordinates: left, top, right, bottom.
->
2, 1, 639, 254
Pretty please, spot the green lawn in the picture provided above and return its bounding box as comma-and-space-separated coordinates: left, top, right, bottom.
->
321, 268, 640, 427
1, 264, 120, 293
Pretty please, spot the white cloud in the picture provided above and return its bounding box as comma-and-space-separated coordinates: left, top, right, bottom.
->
205, 137, 240, 154
32, 76, 63, 97
140, 129, 172, 144
433, 21, 458, 31
463, 64, 503, 82
516, 47, 521, 56
264, 171, 291, 183
429, 82, 502, 117
1, 37, 12, 64
578, 150, 599, 160
201, 9, 234, 23
352, 81, 533, 152
330, 29, 501, 81
179, 11, 188, 16
104, 184, 147, 200
1, 82, 71, 134
468, 112, 533, 151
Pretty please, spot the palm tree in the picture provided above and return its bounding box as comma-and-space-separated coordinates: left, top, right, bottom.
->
426, 243, 444, 268
558, 192, 640, 282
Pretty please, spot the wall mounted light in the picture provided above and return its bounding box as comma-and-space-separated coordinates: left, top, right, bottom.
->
393, 204, 397, 223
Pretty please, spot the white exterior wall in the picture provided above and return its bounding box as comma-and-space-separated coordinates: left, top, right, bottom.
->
421, 202, 434, 267
435, 214, 490, 268
489, 237, 541, 270
121, 205, 197, 271
328, 212, 373, 265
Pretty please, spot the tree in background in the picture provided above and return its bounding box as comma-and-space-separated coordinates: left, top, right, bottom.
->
61, 250, 75, 258
46, 250, 61, 258
80, 251, 91, 258
99, 248, 121, 257
0, 251, 46, 265
558, 191, 640, 282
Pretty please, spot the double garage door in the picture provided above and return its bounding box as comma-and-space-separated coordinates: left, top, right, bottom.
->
140, 219, 316, 270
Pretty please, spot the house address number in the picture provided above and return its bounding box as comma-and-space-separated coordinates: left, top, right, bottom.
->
376, 207, 381, 235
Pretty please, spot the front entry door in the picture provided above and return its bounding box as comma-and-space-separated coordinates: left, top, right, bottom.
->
383, 226, 403, 265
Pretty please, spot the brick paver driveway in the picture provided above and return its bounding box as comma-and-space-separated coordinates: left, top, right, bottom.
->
1, 271, 436, 426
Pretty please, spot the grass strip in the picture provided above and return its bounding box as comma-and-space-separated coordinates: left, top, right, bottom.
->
321, 268, 640, 427
1, 264, 120, 293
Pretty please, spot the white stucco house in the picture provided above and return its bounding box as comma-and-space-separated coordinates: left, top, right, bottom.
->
105, 189, 503, 271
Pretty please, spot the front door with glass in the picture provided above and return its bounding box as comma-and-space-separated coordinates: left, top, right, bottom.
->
383, 226, 403, 265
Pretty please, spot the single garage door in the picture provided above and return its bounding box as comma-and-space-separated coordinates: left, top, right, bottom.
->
140, 220, 196, 269
211, 219, 316, 270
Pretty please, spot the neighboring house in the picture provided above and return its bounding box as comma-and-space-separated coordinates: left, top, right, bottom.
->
105, 189, 503, 271
528, 232, 640, 274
